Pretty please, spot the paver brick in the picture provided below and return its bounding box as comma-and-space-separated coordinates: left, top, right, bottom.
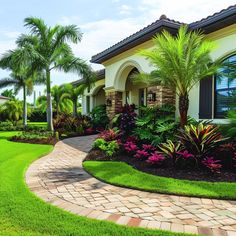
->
26, 135, 236, 236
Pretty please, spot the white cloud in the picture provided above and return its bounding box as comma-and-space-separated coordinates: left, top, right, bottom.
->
69, 18, 145, 69
139, 0, 236, 23
119, 4, 133, 15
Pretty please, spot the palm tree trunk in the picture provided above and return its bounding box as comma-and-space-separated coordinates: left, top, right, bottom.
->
23, 85, 27, 127
73, 99, 77, 117
46, 69, 54, 131
179, 93, 189, 128
56, 103, 59, 118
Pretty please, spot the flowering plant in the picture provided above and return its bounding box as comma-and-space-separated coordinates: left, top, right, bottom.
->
134, 149, 149, 159
142, 144, 156, 152
147, 152, 165, 165
123, 141, 138, 153
202, 157, 222, 173
176, 150, 194, 159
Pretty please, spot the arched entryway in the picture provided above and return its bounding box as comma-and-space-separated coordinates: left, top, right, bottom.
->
124, 67, 147, 108
92, 85, 106, 107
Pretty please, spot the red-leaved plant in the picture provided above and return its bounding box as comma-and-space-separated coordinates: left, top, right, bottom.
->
202, 157, 222, 174
147, 153, 165, 165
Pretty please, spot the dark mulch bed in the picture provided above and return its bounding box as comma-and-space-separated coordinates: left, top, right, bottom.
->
85, 149, 236, 183
10, 137, 58, 146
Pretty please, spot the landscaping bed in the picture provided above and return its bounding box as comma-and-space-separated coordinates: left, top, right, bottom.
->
85, 149, 236, 182
84, 105, 236, 199
10, 131, 59, 145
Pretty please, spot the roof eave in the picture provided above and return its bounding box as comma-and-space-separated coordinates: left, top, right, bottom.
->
91, 21, 181, 64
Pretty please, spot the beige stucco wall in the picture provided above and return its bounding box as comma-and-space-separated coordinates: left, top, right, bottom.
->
0, 98, 7, 105
99, 24, 236, 121
81, 79, 105, 114
82, 23, 236, 117
188, 24, 236, 120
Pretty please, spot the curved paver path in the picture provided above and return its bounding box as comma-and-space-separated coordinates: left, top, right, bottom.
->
26, 136, 236, 236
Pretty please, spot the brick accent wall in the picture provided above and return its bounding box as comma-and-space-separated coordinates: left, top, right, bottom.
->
106, 91, 123, 119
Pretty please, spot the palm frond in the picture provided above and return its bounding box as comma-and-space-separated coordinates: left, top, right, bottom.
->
24, 17, 47, 40
0, 78, 18, 89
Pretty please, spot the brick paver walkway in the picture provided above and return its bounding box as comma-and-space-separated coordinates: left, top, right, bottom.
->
26, 136, 236, 236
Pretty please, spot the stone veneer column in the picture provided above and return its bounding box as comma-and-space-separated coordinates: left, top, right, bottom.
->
106, 90, 123, 119
147, 86, 175, 107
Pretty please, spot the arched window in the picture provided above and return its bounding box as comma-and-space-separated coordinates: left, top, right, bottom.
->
215, 54, 236, 118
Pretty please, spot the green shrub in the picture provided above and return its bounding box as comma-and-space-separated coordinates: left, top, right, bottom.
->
93, 138, 119, 157
133, 105, 177, 146
53, 113, 92, 135
90, 105, 109, 129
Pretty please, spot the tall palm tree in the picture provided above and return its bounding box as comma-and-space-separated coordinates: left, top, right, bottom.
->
137, 25, 219, 127
15, 17, 92, 131
62, 83, 87, 117
0, 45, 45, 127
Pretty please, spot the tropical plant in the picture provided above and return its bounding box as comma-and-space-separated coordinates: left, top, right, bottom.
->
14, 17, 93, 130
113, 104, 137, 139
136, 25, 219, 127
1, 89, 15, 99
51, 85, 72, 116
146, 153, 165, 165
134, 106, 177, 145
53, 113, 92, 136
0, 49, 44, 126
93, 138, 119, 157
224, 110, 236, 141
0, 100, 23, 125
202, 157, 222, 174
178, 122, 226, 160
98, 128, 120, 141
60, 83, 86, 117
158, 140, 182, 159
90, 104, 109, 129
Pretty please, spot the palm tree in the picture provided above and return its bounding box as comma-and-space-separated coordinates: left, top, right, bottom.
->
36, 95, 47, 112
0, 44, 45, 127
0, 69, 43, 126
15, 17, 92, 131
61, 83, 87, 117
51, 85, 72, 116
137, 25, 219, 127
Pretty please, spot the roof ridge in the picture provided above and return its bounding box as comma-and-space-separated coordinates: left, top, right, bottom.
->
190, 4, 236, 26
92, 17, 183, 59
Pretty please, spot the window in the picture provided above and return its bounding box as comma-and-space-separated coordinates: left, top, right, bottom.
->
215, 55, 236, 118
86, 96, 90, 113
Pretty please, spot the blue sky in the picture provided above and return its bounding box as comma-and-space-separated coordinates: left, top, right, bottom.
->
0, 0, 235, 102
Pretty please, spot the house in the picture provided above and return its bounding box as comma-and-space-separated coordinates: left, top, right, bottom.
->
0, 95, 9, 105
77, 5, 236, 122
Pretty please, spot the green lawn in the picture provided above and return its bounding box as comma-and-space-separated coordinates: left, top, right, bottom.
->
0, 132, 193, 236
83, 161, 236, 200
27, 122, 47, 127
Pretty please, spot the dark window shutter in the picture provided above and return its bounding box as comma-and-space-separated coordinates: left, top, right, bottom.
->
199, 76, 213, 119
